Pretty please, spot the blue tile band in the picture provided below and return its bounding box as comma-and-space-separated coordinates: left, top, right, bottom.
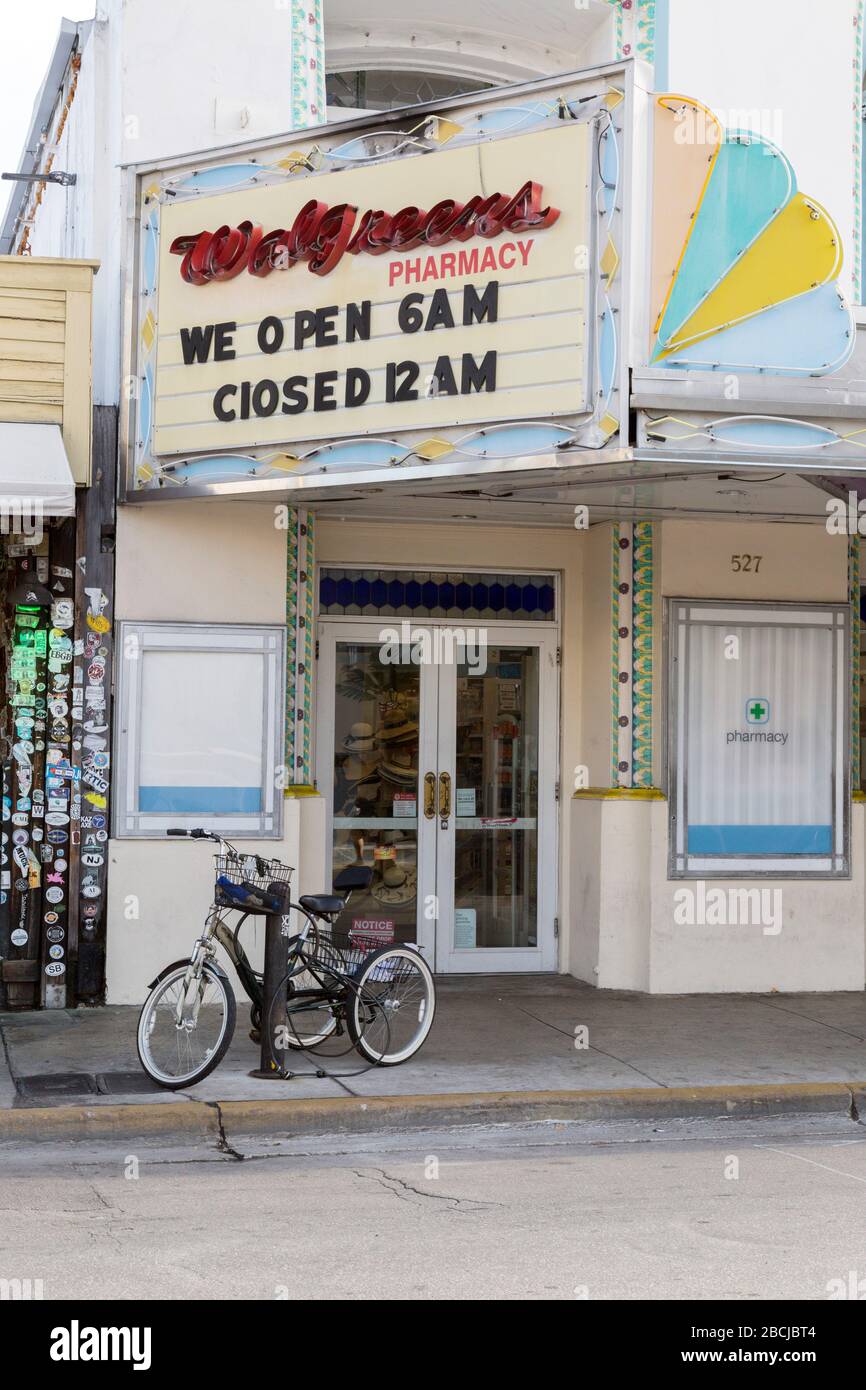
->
139, 786, 263, 814
688, 824, 833, 855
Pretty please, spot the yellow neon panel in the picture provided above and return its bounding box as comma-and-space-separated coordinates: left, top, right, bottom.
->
660, 193, 843, 356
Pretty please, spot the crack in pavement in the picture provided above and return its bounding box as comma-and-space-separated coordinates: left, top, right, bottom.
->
207, 1102, 246, 1161
351, 1166, 503, 1213
504, 999, 668, 1088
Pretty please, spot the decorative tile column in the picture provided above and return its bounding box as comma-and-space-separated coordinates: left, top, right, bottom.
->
285, 2, 325, 790
850, 535, 861, 791
612, 522, 655, 789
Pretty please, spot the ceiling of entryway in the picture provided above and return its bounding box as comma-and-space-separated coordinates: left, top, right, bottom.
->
302, 464, 842, 527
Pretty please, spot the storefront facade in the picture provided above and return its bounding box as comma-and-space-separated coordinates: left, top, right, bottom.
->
6, 0, 866, 1003
103, 57, 866, 1001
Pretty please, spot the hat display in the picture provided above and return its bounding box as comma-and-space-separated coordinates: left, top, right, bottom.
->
343, 753, 380, 782
372, 865, 417, 906
380, 748, 417, 785
343, 721, 376, 752
377, 709, 419, 743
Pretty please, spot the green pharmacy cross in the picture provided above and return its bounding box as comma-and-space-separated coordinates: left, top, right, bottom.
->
747, 699, 770, 724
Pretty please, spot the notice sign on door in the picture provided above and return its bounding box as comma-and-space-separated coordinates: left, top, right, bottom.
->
456, 788, 476, 816
454, 908, 477, 949
148, 123, 590, 457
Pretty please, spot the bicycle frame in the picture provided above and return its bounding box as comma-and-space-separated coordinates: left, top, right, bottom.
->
176, 895, 348, 1031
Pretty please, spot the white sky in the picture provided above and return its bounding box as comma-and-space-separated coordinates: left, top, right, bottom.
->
0, 2, 95, 179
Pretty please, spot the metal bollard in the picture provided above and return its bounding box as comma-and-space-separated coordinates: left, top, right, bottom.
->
255, 906, 290, 1077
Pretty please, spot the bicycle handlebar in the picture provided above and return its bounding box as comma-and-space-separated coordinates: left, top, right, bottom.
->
166, 828, 218, 841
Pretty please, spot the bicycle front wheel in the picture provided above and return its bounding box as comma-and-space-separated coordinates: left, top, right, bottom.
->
138, 960, 236, 1089
346, 947, 435, 1065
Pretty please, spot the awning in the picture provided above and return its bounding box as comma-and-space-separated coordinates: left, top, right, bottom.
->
0, 422, 76, 517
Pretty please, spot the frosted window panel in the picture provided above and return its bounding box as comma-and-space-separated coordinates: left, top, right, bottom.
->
138, 650, 265, 814
686, 623, 833, 856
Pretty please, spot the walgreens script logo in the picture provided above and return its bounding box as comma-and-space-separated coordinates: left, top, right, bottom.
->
169, 181, 561, 283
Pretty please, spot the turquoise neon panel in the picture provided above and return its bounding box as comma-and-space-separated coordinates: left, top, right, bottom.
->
706, 418, 838, 449
143, 213, 158, 295
661, 282, 855, 376
599, 294, 616, 401
655, 135, 795, 352
174, 164, 263, 192
458, 424, 573, 456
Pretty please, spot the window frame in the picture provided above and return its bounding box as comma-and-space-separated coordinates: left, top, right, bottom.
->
666, 599, 851, 880
113, 621, 286, 840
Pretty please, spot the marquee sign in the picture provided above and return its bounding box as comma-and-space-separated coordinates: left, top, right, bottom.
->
144, 122, 591, 460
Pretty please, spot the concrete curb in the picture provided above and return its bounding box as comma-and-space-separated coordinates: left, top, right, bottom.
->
0, 1100, 220, 1145
0, 1081, 863, 1145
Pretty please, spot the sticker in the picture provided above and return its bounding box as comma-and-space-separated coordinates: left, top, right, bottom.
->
11, 812, 28, 827
13, 846, 29, 873
81, 852, 104, 868
12, 830, 29, 848
456, 788, 476, 816
51, 599, 74, 628
46, 926, 64, 943
47, 830, 68, 844
10, 929, 28, 947
85, 793, 107, 810
46, 872, 64, 885
81, 902, 99, 919
44, 912, 59, 925
45, 886, 64, 903
45, 812, 70, 826
45, 962, 65, 977
86, 612, 110, 634
48, 944, 64, 960
81, 881, 102, 899
82, 769, 109, 795
54, 859, 68, 872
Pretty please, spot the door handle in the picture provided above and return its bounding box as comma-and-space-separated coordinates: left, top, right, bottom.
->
423, 771, 436, 819
439, 771, 452, 819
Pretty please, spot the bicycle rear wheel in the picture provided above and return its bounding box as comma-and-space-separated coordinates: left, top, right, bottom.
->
346, 947, 435, 1065
281, 945, 342, 1050
138, 961, 236, 1089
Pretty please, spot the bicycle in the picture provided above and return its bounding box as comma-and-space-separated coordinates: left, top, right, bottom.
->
137, 829, 436, 1089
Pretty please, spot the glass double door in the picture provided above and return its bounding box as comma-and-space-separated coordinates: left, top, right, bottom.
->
317, 622, 558, 973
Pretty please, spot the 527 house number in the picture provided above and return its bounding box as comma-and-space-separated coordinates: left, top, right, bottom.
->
731, 554, 762, 573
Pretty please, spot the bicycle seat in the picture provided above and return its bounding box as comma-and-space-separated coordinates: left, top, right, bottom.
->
299, 894, 346, 917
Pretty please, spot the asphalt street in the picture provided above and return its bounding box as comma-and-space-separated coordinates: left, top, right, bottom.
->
2, 1114, 866, 1301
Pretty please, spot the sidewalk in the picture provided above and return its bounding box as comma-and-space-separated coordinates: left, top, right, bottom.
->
1, 976, 866, 1141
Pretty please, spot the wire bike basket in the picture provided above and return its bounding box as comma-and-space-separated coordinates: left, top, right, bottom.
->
306, 924, 414, 980
214, 852, 294, 915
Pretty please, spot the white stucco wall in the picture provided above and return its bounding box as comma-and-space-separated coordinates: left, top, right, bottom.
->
569, 519, 864, 995
668, 0, 859, 301
106, 499, 327, 1003
571, 799, 866, 994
